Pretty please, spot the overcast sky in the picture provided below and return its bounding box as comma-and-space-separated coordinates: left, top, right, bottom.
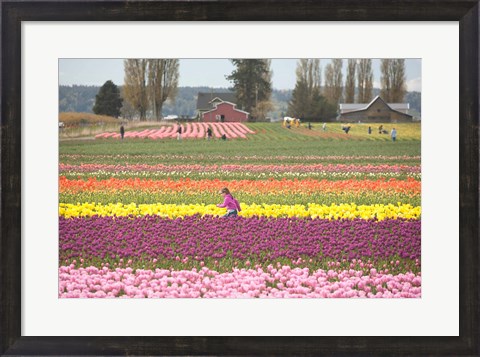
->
59, 58, 421, 92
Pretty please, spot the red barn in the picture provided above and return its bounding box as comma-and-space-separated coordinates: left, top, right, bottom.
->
202, 101, 249, 122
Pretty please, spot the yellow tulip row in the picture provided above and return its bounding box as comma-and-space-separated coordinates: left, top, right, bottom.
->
59, 202, 421, 220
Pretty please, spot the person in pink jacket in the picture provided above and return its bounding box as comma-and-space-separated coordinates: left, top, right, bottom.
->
217, 188, 242, 217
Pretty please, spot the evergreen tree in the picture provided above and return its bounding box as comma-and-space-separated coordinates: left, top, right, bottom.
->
92, 80, 123, 117
309, 87, 337, 121
288, 75, 309, 117
225, 59, 272, 117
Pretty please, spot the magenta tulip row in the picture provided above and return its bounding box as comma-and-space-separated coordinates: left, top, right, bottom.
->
59, 265, 421, 298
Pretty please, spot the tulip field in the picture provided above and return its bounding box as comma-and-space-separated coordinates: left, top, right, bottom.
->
95, 122, 255, 140
59, 122, 421, 298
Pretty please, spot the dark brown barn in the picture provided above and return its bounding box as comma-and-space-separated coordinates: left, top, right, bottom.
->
338, 96, 413, 123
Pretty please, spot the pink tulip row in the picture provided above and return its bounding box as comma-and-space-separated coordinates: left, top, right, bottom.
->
59, 163, 421, 174
59, 265, 421, 298
94, 122, 255, 140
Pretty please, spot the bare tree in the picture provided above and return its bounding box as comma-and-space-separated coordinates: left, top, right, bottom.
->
391, 59, 407, 102
380, 59, 392, 102
381, 59, 406, 102
148, 59, 179, 121
345, 59, 356, 103
324, 59, 343, 105
357, 59, 373, 103
123, 59, 148, 121
119, 86, 136, 120
332, 59, 343, 103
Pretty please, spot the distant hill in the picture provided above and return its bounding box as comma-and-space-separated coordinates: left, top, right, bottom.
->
59, 85, 421, 119
59, 85, 99, 113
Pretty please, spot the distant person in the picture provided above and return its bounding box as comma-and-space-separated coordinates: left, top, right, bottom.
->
286, 119, 291, 129
391, 127, 397, 142
217, 187, 241, 218
206, 127, 213, 140
221, 134, 227, 141
120, 125, 125, 140
368, 126, 372, 135
322, 122, 327, 131
308, 122, 312, 130
177, 123, 182, 140
378, 125, 383, 134
345, 125, 351, 134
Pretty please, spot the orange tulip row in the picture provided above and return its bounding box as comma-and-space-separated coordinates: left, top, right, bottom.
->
59, 177, 420, 195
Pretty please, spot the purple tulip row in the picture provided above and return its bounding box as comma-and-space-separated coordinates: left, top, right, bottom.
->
60, 216, 420, 263
59, 265, 421, 298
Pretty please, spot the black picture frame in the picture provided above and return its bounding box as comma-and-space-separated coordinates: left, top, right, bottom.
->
1, 1, 478, 355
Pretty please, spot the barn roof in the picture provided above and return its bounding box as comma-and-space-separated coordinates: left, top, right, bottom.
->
339, 96, 412, 116
202, 101, 249, 115
196, 92, 237, 110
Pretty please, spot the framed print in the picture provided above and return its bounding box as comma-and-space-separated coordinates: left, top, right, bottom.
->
2, 1, 478, 355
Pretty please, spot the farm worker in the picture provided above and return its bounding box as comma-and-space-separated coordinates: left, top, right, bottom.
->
221, 134, 227, 141
378, 125, 383, 134
120, 125, 125, 140
177, 123, 182, 140
368, 126, 372, 135
206, 127, 213, 140
308, 122, 312, 130
217, 188, 242, 218
391, 128, 397, 142
322, 122, 326, 131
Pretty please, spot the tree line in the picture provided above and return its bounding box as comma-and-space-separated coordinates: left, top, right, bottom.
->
63, 58, 414, 121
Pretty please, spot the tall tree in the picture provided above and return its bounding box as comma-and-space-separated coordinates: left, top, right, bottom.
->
119, 86, 136, 120
324, 59, 343, 105
324, 63, 334, 103
381, 59, 406, 102
332, 59, 343, 103
288, 59, 320, 117
226, 59, 272, 117
345, 59, 356, 103
123, 59, 148, 121
92, 80, 123, 117
148, 59, 179, 121
357, 59, 373, 103
288, 59, 335, 121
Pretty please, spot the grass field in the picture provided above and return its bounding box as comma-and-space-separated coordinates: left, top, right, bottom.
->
60, 122, 421, 165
